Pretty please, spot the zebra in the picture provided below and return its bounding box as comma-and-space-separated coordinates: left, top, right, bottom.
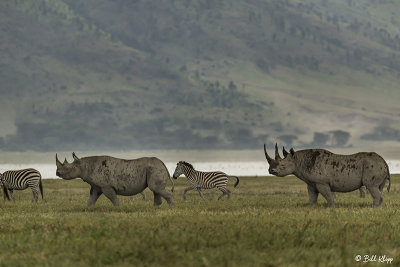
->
0, 168, 43, 203
172, 161, 239, 200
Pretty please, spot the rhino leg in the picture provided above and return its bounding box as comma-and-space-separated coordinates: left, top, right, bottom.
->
378, 180, 386, 192
360, 186, 366, 198
88, 186, 102, 206
102, 186, 119, 206
368, 187, 383, 207
315, 184, 335, 208
148, 183, 174, 206
147, 168, 174, 206
307, 184, 319, 206
153, 192, 162, 206
154, 189, 174, 206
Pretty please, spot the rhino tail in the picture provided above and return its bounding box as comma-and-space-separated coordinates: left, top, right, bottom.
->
160, 160, 174, 193
387, 175, 391, 192
228, 176, 240, 188
169, 176, 175, 193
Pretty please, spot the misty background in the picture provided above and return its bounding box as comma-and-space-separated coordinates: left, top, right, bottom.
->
0, 0, 399, 160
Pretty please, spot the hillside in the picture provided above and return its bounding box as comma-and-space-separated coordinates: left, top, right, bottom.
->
0, 0, 399, 151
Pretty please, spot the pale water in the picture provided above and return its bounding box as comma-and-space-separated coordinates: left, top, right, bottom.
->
1, 160, 400, 179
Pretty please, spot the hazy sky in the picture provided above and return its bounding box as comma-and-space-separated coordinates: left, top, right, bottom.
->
0, 1, 399, 153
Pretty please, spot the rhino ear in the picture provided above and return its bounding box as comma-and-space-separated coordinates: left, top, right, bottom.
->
290, 148, 295, 156
282, 147, 288, 158
72, 152, 79, 161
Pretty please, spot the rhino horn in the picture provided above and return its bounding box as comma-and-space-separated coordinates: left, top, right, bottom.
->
275, 143, 282, 160
56, 154, 63, 167
290, 148, 295, 156
63, 158, 68, 164
282, 146, 288, 157
72, 152, 79, 161
264, 144, 273, 164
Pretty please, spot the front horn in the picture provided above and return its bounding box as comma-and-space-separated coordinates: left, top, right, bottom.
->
56, 153, 62, 166
264, 144, 273, 164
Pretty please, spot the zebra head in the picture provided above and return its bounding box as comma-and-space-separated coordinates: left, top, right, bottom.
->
173, 161, 194, 179
55, 153, 82, 180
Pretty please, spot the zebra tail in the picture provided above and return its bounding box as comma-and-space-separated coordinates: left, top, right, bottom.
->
3, 187, 10, 201
39, 176, 44, 199
229, 176, 239, 187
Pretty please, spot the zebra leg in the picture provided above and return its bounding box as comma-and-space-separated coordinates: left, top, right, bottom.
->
30, 186, 39, 203
217, 188, 230, 200
9, 189, 15, 203
88, 186, 103, 206
226, 189, 231, 200
183, 186, 195, 200
3, 187, 10, 202
197, 188, 205, 200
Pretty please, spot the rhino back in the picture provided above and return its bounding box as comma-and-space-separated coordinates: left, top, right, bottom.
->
294, 150, 388, 191
80, 156, 168, 195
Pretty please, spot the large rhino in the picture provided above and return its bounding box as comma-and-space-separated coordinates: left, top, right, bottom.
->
264, 144, 390, 207
56, 153, 174, 206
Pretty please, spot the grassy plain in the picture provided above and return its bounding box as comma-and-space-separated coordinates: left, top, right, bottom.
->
0, 175, 399, 266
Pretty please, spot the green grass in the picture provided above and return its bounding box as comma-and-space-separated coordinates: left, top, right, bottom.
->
1, 175, 400, 266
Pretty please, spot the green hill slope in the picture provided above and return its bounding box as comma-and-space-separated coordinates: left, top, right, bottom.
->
0, 0, 399, 151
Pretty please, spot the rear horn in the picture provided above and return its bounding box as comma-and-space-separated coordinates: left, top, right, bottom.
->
282, 147, 288, 158
275, 143, 282, 160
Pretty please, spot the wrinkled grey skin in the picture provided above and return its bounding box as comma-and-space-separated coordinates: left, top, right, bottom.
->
264, 144, 390, 207
56, 153, 174, 206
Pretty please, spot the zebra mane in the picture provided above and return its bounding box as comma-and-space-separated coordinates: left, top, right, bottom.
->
179, 161, 194, 170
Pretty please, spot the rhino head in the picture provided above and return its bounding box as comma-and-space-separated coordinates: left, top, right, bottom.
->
264, 143, 296, 177
56, 152, 82, 180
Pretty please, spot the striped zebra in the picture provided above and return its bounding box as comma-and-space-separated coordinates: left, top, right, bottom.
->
0, 168, 43, 203
172, 161, 239, 200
